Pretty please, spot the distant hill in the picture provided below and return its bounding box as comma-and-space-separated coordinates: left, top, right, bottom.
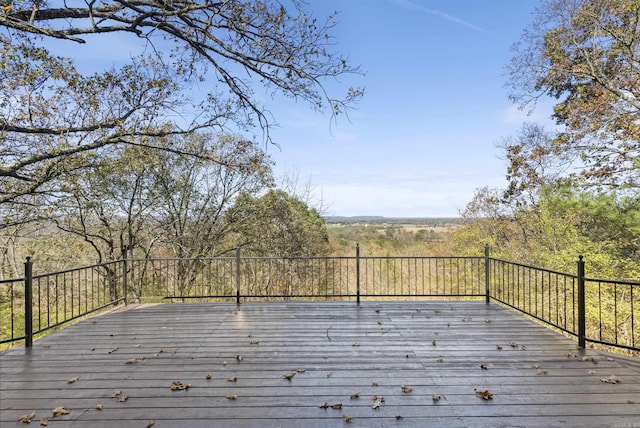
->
324, 216, 462, 226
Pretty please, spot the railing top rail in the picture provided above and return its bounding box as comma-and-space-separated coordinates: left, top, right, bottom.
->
584, 277, 640, 287
31, 259, 123, 281
489, 257, 579, 279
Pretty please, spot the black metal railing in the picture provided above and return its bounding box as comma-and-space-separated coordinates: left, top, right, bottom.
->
1, 246, 638, 352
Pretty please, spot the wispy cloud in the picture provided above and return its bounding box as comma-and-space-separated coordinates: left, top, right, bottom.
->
391, 0, 485, 32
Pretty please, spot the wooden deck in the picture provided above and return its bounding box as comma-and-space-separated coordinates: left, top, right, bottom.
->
1, 301, 639, 427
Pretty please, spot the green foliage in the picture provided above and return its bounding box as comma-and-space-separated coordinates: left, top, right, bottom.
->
225, 189, 330, 257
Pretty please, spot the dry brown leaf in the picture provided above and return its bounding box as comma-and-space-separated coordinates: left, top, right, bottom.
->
319, 402, 329, 409
432, 394, 442, 401
437, 357, 445, 363
171, 348, 177, 354
282, 372, 296, 381
227, 377, 237, 382
206, 373, 213, 380
537, 370, 549, 375
371, 381, 379, 387
474, 389, 493, 400
111, 390, 121, 398
170, 380, 190, 391
350, 392, 360, 399
372, 395, 385, 410
249, 339, 259, 345
222, 360, 228, 366
400, 385, 413, 393
96, 404, 104, 410
508, 342, 517, 348
146, 420, 155, 428
496, 345, 503, 350
125, 358, 138, 365
601, 375, 621, 384
462, 316, 472, 322
52, 407, 70, 417
108, 347, 119, 354
39, 417, 48, 426
67, 376, 79, 384
588, 370, 597, 375
225, 394, 238, 400
342, 413, 354, 423
235, 354, 243, 361
331, 403, 343, 409
296, 368, 306, 373
117, 395, 129, 402
18, 411, 36, 423
532, 364, 541, 369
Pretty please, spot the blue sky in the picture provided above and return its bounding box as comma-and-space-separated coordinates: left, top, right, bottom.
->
264, 0, 554, 217
40, 1, 553, 218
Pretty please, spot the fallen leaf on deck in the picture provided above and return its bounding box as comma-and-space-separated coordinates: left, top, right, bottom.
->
90, 347, 96, 351
372, 395, 385, 410
434, 310, 441, 314
297, 368, 306, 373
171, 348, 177, 354
537, 370, 548, 375
235, 354, 243, 361
319, 402, 329, 409
146, 420, 155, 427
432, 340, 437, 346
350, 392, 360, 399
532, 364, 541, 369
17, 411, 35, 423
225, 394, 238, 400
485, 319, 492, 323
432, 394, 442, 401
509, 342, 517, 348
118, 395, 129, 402
111, 390, 122, 398
601, 375, 621, 384
588, 370, 596, 375
249, 340, 259, 345
375, 308, 381, 313
401, 385, 413, 393
96, 404, 104, 410
352, 342, 360, 347
170, 380, 190, 391
222, 360, 228, 366
52, 407, 70, 417
462, 316, 472, 322
342, 413, 354, 423
125, 358, 138, 364
480, 364, 488, 370
474, 389, 493, 400
206, 373, 213, 380
326, 371, 333, 378
496, 345, 503, 350
227, 377, 237, 382
521, 345, 527, 350
437, 357, 445, 363
371, 381, 379, 387
40, 417, 48, 426
282, 372, 296, 381
68, 376, 79, 384
331, 403, 343, 409
108, 347, 119, 354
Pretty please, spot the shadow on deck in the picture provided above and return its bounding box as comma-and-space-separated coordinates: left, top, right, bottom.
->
1, 301, 639, 427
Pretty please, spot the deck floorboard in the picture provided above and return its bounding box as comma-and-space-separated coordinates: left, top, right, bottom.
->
1, 301, 639, 427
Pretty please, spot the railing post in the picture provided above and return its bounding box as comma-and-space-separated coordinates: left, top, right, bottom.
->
24, 257, 33, 348
356, 243, 360, 305
484, 244, 490, 304
235, 246, 241, 306
577, 255, 586, 349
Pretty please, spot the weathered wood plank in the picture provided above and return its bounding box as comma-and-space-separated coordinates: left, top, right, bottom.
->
2, 301, 639, 427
